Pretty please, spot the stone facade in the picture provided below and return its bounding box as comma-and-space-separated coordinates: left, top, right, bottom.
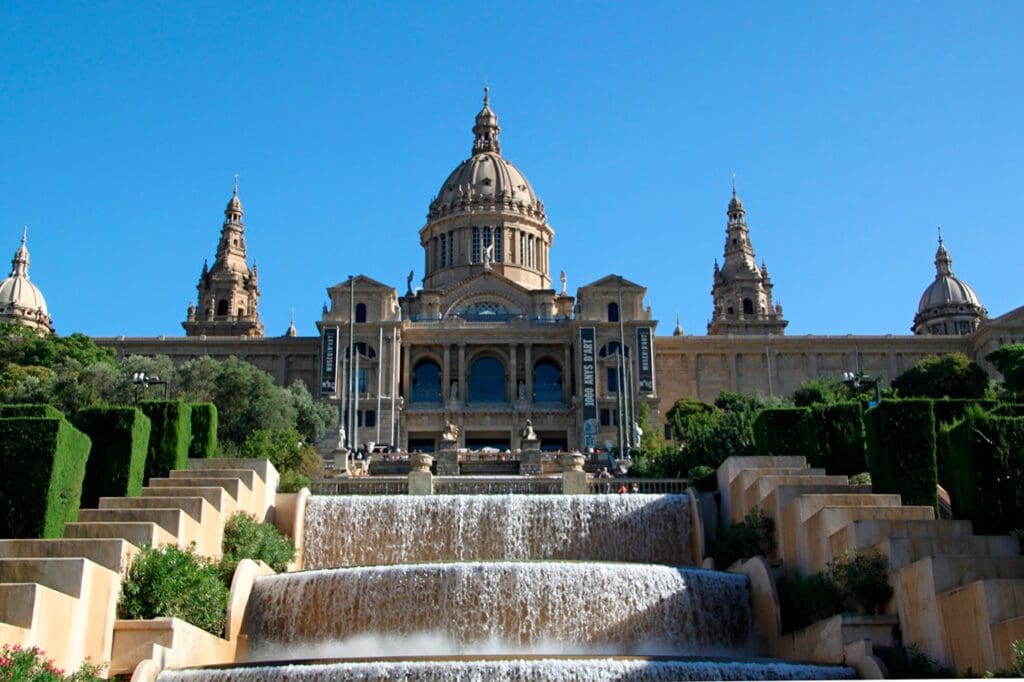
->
95, 93, 1024, 451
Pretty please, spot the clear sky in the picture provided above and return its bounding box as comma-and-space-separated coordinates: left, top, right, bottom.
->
1, 2, 1020, 338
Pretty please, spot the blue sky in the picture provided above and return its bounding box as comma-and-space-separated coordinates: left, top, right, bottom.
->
1, 2, 1020, 337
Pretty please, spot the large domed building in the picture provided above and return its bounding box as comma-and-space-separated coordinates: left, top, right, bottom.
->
98, 92, 1024, 452
0, 229, 53, 333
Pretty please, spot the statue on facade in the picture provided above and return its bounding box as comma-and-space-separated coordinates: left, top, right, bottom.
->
632, 421, 643, 447
517, 380, 527, 401
441, 421, 460, 442
521, 419, 537, 441
335, 424, 347, 451
406, 270, 414, 295
560, 270, 567, 296
450, 380, 459, 401
483, 243, 494, 269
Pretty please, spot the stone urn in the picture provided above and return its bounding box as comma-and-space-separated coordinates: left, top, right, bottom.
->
560, 452, 586, 473
410, 452, 434, 473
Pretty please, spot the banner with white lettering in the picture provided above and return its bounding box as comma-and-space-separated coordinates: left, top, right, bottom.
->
579, 327, 598, 449
319, 327, 339, 397
636, 327, 654, 394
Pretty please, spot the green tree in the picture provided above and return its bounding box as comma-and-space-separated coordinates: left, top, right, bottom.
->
238, 426, 320, 492
285, 379, 337, 442
987, 344, 1024, 397
891, 353, 990, 399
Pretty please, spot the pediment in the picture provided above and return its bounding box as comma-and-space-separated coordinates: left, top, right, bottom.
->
326, 274, 395, 295
440, 271, 534, 317
579, 274, 646, 291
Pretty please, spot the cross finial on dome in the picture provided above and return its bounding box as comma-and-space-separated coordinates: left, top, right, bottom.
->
233, 174, 239, 197
483, 85, 489, 107
937, 224, 943, 246
731, 173, 737, 198
21, 226, 27, 246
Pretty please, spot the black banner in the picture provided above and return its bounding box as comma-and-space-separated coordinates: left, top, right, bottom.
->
579, 327, 598, 449
636, 327, 654, 394
319, 327, 339, 397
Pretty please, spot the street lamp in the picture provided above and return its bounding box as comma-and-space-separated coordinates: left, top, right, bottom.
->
842, 371, 881, 406
132, 372, 169, 403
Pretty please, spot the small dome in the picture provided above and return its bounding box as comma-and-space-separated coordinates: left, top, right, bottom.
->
431, 153, 542, 215
917, 275, 982, 312
0, 230, 52, 332
226, 176, 243, 214
0, 276, 50, 316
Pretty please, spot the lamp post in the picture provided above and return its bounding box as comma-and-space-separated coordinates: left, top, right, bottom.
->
842, 371, 881, 407
132, 372, 168, 404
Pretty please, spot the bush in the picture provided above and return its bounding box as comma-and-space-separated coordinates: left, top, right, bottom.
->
876, 644, 953, 679
0, 417, 91, 538
865, 400, 938, 512
219, 512, 295, 583
139, 400, 192, 482
0, 403, 65, 419
711, 507, 775, 570
753, 408, 817, 458
0, 643, 106, 681
237, 427, 319, 493
687, 464, 717, 492
988, 639, 1024, 678
118, 544, 229, 636
777, 571, 845, 633
73, 407, 151, 508
811, 402, 866, 475
188, 402, 218, 459
829, 550, 892, 614
891, 352, 990, 399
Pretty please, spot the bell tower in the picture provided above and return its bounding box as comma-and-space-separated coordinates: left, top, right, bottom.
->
183, 178, 264, 337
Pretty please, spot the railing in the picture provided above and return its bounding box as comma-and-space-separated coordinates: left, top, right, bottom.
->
311, 478, 408, 495
588, 478, 690, 495
434, 477, 563, 495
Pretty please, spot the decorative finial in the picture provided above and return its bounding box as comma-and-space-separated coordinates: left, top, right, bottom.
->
731, 173, 737, 197
233, 174, 239, 197
937, 224, 943, 246
483, 85, 489, 107
21, 226, 27, 245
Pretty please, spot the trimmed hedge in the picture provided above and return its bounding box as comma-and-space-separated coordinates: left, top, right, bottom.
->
932, 399, 997, 427
0, 417, 91, 538
865, 400, 937, 512
139, 400, 192, 482
811, 402, 866, 475
939, 412, 1024, 534
188, 403, 218, 460
0, 404, 65, 419
752, 408, 817, 458
74, 407, 151, 508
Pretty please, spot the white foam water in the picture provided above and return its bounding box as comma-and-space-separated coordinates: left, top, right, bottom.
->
159, 658, 858, 681
244, 562, 752, 658
303, 494, 693, 569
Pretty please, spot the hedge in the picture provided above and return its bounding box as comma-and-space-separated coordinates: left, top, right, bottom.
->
0, 417, 92, 538
752, 408, 817, 458
865, 399, 937, 512
811, 402, 866, 475
932, 399, 997, 427
0, 404, 65, 419
73, 407, 151, 508
188, 403, 218, 460
939, 412, 1024, 534
139, 400, 192, 482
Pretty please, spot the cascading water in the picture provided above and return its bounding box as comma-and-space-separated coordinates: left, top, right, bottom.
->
160, 493, 856, 680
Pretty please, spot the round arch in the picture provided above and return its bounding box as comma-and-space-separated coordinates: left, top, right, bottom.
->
411, 358, 442, 403
532, 358, 562, 402
468, 355, 506, 403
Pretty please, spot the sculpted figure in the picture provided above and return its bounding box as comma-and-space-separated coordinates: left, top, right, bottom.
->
521, 419, 537, 441
441, 421, 460, 442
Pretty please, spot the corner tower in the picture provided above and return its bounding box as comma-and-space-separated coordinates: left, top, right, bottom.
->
707, 182, 787, 335
913, 228, 987, 335
182, 179, 264, 337
418, 89, 553, 292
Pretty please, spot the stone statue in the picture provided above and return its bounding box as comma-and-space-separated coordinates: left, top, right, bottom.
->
517, 380, 526, 401
449, 380, 459, 400
632, 421, 643, 446
482, 243, 494, 269
521, 419, 537, 441
335, 424, 346, 451
560, 270, 567, 295
406, 270, 414, 295
441, 421, 460, 442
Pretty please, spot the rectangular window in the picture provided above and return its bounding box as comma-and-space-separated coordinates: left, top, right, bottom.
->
351, 368, 368, 394
440, 234, 447, 268
483, 226, 492, 255
600, 408, 613, 426
520, 233, 526, 264
358, 410, 376, 428
472, 227, 480, 263
528, 236, 535, 268
606, 366, 619, 393
449, 231, 455, 264
494, 227, 503, 262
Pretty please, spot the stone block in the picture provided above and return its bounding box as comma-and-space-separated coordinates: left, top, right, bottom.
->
762, 484, 862, 562
77, 507, 204, 555
63, 520, 177, 549
991, 615, 1024, 670
519, 449, 543, 476
777, 613, 897, 665
143, 485, 236, 518
110, 617, 234, 676
408, 470, 433, 495
730, 467, 816, 523
187, 458, 279, 521
435, 448, 460, 476
867, 534, 1019, 573
804, 505, 935, 573
717, 456, 807, 525
938, 578, 1024, 674
827, 519, 974, 569
779, 493, 902, 571
150, 476, 251, 513
561, 469, 589, 495
0, 538, 138, 574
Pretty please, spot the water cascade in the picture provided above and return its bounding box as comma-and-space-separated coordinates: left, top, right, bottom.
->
160, 493, 856, 680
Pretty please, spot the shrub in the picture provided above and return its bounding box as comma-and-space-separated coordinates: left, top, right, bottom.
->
777, 571, 845, 633
188, 402, 218, 459
73, 407, 151, 508
865, 400, 938, 512
752, 408, 817, 458
891, 352, 990, 399
829, 550, 892, 614
219, 512, 295, 583
0, 403, 65, 419
849, 471, 872, 486
0, 643, 106, 681
139, 400, 192, 482
0, 417, 91, 538
987, 639, 1024, 678
711, 507, 775, 569
118, 544, 229, 636
876, 644, 953, 679
687, 464, 717, 492
811, 402, 866, 475
237, 427, 319, 493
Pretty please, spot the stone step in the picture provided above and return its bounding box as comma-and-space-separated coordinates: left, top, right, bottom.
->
0, 582, 75, 631
828, 518, 974, 562
64, 520, 177, 548
78, 507, 189, 537
866, 534, 1019, 572
99, 495, 213, 524
149, 477, 249, 513
142, 485, 236, 515
727, 467, 811, 523
938, 578, 1024, 674
0, 557, 98, 598
716, 456, 808, 523
991, 615, 1024, 670
745, 473, 851, 519
0, 538, 138, 574
96, 497, 222, 557
780, 493, 904, 569
186, 458, 279, 521
762, 484, 869, 562
804, 505, 936, 573
170, 467, 257, 489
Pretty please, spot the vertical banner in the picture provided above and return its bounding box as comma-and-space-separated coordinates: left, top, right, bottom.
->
319, 327, 339, 397
635, 327, 654, 394
579, 327, 598, 449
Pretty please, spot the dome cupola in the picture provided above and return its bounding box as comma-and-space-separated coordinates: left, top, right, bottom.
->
0, 227, 54, 333
913, 227, 987, 335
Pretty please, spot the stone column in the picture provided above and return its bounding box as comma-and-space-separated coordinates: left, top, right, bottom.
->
436, 443, 459, 476
560, 451, 588, 494
520, 437, 543, 475
441, 344, 451, 401
524, 343, 533, 403
458, 344, 466, 398
562, 344, 572, 403
408, 452, 434, 495
400, 345, 411, 397
509, 343, 518, 403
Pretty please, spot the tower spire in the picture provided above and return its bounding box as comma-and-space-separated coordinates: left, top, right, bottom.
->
472, 87, 501, 155
935, 225, 954, 277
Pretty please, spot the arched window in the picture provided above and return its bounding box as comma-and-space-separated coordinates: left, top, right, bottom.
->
355, 303, 367, 323
469, 357, 506, 403
533, 360, 562, 402
598, 342, 630, 358
411, 360, 441, 403
607, 302, 619, 322
217, 299, 229, 316
743, 298, 754, 315
345, 342, 376, 359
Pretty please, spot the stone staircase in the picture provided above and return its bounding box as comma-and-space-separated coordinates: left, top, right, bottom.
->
0, 458, 278, 676
718, 455, 1024, 675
